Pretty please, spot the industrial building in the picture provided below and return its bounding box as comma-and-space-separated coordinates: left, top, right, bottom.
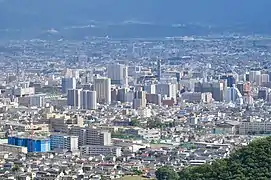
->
8, 136, 51, 152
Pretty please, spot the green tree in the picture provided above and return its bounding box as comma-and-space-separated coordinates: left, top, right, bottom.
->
177, 136, 271, 180
130, 119, 141, 127
155, 166, 179, 180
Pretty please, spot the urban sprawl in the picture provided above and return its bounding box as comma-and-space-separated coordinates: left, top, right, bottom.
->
0, 35, 270, 179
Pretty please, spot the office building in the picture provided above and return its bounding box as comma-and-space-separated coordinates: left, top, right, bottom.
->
81, 90, 97, 110
146, 93, 162, 106
143, 84, 156, 94
224, 85, 243, 105
61, 77, 76, 94
261, 74, 270, 84
194, 81, 224, 102
237, 82, 244, 96
258, 88, 269, 100
29, 94, 46, 107
94, 77, 111, 104
69, 127, 112, 147
107, 63, 128, 87
156, 83, 177, 101
80, 145, 122, 157
117, 87, 129, 102
50, 134, 78, 152
220, 75, 236, 87
67, 89, 82, 109
133, 90, 147, 109
249, 70, 261, 83
181, 92, 212, 103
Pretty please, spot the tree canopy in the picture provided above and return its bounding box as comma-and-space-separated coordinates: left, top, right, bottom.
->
155, 166, 179, 180
157, 136, 271, 180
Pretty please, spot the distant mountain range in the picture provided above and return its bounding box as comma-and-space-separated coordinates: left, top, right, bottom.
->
0, 0, 271, 39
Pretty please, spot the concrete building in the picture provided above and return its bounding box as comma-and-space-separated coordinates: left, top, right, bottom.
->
194, 81, 224, 101
81, 90, 97, 110
133, 90, 147, 109
50, 134, 79, 151
156, 83, 177, 101
126, 128, 161, 142
80, 145, 122, 157
117, 87, 129, 102
94, 77, 111, 104
69, 127, 112, 147
181, 92, 203, 103
146, 93, 162, 106
144, 84, 156, 94
224, 84, 243, 105
61, 77, 76, 94
107, 63, 128, 87
239, 121, 271, 135
261, 74, 270, 84
67, 89, 82, 109
0, 144, 28, 154
13, 87, 35, 97
249, 70, 261, 83
29, 94, 46, 107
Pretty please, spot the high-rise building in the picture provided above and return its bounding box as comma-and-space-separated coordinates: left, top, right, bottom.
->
258, 88, 269, 100
133, 90, 147, 109
94, 77, 111, 104
117, 87, 129, 102
156, 83, 177, 101
61, 77, 76, 94
237, 82, 244, 96
67, 89, 81, 109
107, 63, 128, 87
249, 70, 261, 83
194, 81, 224, 102
261, 74, 270, 84
143, 84, 156, 94
146, 94, 162, 106
157, 59, 161, 81
224, 84, 243, 105
81, 90, 97, 110
220, 75, 235, 87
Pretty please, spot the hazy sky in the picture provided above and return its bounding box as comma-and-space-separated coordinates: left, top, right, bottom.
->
0, 0, 270, 28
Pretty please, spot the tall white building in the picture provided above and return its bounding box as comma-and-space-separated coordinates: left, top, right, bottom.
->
156, 83, 177, 101
61, 77, 76, 94
249, 70, 261, 83
144, 84, 156, 94
225, 85, 243, 105
94, 77, 111, 104
81, 90, 97, 110
107, 63, 128, 87
67, 89, 82, 109
133, 90, 147, 109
